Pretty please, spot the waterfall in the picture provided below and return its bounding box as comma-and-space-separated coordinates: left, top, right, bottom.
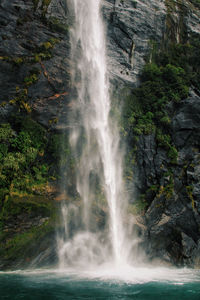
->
58, 0, 130, 268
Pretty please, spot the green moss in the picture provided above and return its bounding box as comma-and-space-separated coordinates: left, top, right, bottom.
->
33, 38, 60, 63
128, 195, 148, 215
8, 69, 40, 112
0, 188, 59, 263
43, 41, 53, 50
34, 52, 51, 62
156, 130, 171, 149
0, 195, 55, 219
186, 185, 195, 209
156, 171, 175, 199
168, 146, 178, 164
24, 74, 38, 86
0, 219, 55, 261
13, 57, 24, 65
9, 88, 31, 113
163, 182, 174, 199
160, 115, 171, 125
48, 17, 69, 34
150, 185, 159, 192
0, 56, 25, 66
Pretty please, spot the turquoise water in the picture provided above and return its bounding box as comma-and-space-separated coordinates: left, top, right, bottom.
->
0, 268, 200, 299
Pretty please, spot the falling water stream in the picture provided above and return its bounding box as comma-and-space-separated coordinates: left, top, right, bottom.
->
58, 0, 129, 269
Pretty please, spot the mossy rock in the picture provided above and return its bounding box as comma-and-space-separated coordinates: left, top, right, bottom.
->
48, 17, 69, 34
0, 194, 56, 219
0, 195, 59, 268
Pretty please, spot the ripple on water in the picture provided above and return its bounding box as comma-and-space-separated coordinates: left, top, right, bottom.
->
0, 271, 200, 300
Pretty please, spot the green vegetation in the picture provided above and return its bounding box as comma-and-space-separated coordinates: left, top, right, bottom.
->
0, 56, 25, 66
32, 0, 69, 33
34, 38, 60, 62
0, 115, 75, 265
1, 37, 60, 67
122, 60, 183, 209
8, 68, 41, 113
9, 87, 31, 113
0, 116, 75, 202
48, 17, 69, 34
0, 195, 57, 262
0, 118, 48, 200
186, 185, 195, 209
158, 37, 200, 91
123, 11, 200, 212
123, 32, 200, 148
128, 195, 148, 215
123, 61, 189, 140
0, 195, 54, 221
24, 74, 38, 86
1, 38, 60, 112
0, 0, 71, 267
122, 61, 185, 176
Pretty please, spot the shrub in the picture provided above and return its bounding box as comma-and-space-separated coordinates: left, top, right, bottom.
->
0, 118, 50, 197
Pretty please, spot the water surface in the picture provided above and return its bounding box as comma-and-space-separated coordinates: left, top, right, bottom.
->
0, 267, 199, 299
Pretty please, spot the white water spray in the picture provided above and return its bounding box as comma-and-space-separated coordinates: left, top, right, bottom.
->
58, 0, 130, 268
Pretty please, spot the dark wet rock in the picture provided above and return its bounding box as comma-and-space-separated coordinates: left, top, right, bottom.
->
181, 232, 196, 259
136, 90, 200, 266
134, 134, 157, 192
172, 91, 200, 147
0, 0, 71, 130
103, 0, 166, 87
193, 240, 200, 267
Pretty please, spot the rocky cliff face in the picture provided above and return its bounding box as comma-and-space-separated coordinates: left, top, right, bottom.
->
136, 90, 200, 267
0, 0, 200, 269
102, 0, 200, 267
103, 0, 200, 87
0, 0, 72, 269
0, 0, 72, 129
103, 0, 166, 86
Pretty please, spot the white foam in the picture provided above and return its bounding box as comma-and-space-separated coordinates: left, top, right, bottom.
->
1, 265, 199, 285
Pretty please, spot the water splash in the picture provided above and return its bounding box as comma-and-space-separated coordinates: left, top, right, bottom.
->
2, 267, 200, 285
58, 0, 131, 268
